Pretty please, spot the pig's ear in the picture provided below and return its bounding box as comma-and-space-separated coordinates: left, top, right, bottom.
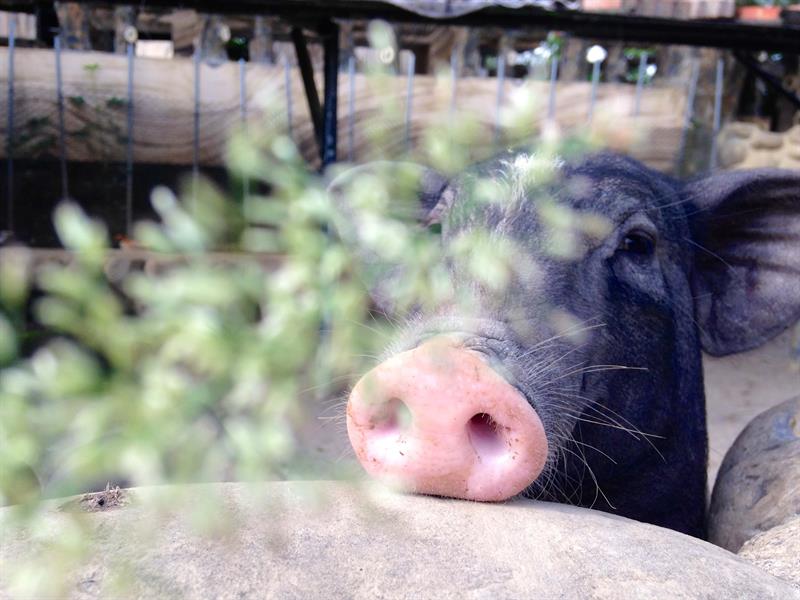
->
326, 161, 452, 228
685, 169, 800, 356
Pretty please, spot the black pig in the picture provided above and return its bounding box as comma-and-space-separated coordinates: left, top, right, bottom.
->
331, 152, 799, 538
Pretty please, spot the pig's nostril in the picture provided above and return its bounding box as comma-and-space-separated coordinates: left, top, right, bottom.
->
373, 397, 412, 436
468, 413, 506, 461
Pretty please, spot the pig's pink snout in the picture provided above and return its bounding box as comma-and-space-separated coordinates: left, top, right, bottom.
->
346, 339, 548, 502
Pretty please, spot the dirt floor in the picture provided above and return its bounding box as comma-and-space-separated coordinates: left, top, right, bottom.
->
704, 325, 799, 487
302, 324, 800, 491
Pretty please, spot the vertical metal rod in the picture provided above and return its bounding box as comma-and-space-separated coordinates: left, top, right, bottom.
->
547, 52, 558, 121
54, 33, 69, 200
239, 57, 250, 199
284, 54, 293, 139
633, 53, 647, 117
6, 17, 15, 230
450, 50, 458, 117
193, 47, 200, 193
404, 52, 416, 153
587, 60, 601, 125
320, 20, 339, 168
675, 58, 700, 176
348, 55, 356, 161
494, 52, 506, 143
125, 41, 135, 235
238, 58, 247, 123
710, 57, 724, 170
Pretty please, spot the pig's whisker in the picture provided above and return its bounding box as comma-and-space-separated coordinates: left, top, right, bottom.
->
555, 443, 592, 505
526, 343, 592, 381
547, 393, 655, 442
332, 443, 357, 465
545, 363, 648, 384
548, 389, 668, 464
582, 400, 666, 440
317, 414, 348, 423
555, 408, 639, 443
370, 307, 402, 329
532, 442, 582, 506
517, 319, 606, 360
346, 319, 392, 340
682, 237, 734, 272
315, 393, 350, 416
559, 445, 615, 510
350, 354, 382, 361
545, 396, 646, 443
299, 375, 361, 396
549, 465, 583, 505
569, 416, 667, 463
556, 436, 618, 465
574, 416, 644, 437
551, 424, 587, 505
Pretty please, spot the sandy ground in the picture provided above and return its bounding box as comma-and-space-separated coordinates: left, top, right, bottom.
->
703, 326, 799, 486
301, 325, 800, 489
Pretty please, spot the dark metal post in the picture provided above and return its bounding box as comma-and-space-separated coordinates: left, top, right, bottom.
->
733, 51, 800, 109
53, 32, 69, 199
587, 60, 601, 125
348, 55, 356, 161
633, 52, 647, 116
193, 47, 201, 193
710, 57, 724, 170
284, 54, 294, 139
54, 33, 69, 200
450, 50, 458, 117
547, 52, 558, 121
239, 58, 247, 124
6, 16, 15, 230
291, 27, 323, 148
494, 52, 506, 142
125, 41, 135, 234
320, 20, 339, 167
239, 57, 250, 199
675, 58, 700, 175
404, 52, 415, 152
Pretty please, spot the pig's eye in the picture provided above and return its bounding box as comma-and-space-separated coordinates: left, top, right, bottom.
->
618, 230, 655, 256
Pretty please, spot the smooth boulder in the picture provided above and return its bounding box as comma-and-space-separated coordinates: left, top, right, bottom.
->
709, 396, 800, 552
2, 481, 798, 600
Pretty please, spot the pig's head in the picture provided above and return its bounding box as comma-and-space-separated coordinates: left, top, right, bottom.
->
328, 152, 800, 537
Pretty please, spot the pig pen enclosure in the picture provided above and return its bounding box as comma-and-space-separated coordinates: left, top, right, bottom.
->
1, 1, 800, 598
1, 2, 798, 244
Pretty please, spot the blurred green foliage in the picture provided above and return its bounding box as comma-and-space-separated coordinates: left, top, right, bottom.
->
0, 49, 597, 502
0, 20, 606, 596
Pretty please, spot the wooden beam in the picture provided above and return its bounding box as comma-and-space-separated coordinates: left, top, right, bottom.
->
0, 47, 688, 172
2, 247, 283, 279
0, 11, 37, 40
8, 0, 795, 53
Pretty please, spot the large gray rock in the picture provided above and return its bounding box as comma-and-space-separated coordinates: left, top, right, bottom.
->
709, 396, 800, 552
1, 481, 798, 600
739, 516, 800, 589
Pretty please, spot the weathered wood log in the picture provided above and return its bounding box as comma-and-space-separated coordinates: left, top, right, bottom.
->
0, 247, 283, 280
0, 47, 686, 172
0, 12, 38, 41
